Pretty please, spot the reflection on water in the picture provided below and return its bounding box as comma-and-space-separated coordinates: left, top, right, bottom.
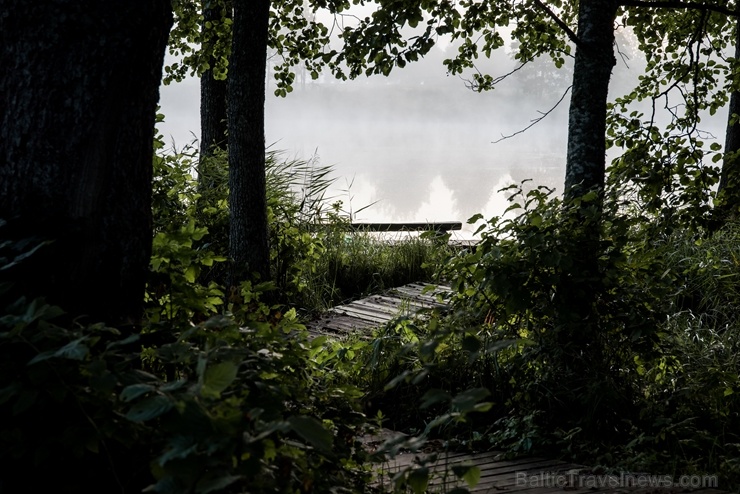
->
157, 64, 570, 239
263, 82, 568, 238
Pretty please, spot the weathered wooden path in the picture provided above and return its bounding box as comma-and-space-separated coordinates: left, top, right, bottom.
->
307, 282, 451, 338
309, 284, 729, 493
375, 449, 726, 493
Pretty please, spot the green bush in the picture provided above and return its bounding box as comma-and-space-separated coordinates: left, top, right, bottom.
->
0, 244, 375, 493
148, 139, 452, 316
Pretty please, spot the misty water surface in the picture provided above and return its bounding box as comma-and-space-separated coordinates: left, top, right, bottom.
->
158, 50, 575, 237
159, 40, 721, 237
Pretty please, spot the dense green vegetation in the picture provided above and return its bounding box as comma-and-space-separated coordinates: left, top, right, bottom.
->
6, 2, 740, 493
4, 128, 740, 492
0, 135, 454, 493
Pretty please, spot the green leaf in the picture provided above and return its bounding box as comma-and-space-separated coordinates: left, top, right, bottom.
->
288, 415, 333, 453
0, 382, 19, 405
54, 337, 89, 360
158, 435, 198, 466
120, 383, 156, 402
27, 350, 55, 365
467, 213, 484, 224
407, 467, 429, 494
451, 388, 491, 413
106, 333, 139, 349
384, 369, 413, 390
126, 395, 173, 423
184, 265, 197, 283
202, 361, 238, 399
27, 337, 89, 365
160, 380, 187, 392
420, 389, 451, 409
453, 464, 481, 487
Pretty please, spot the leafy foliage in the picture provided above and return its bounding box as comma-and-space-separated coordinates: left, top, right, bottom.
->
148, 131, 451, 317
0, 237, 375, 493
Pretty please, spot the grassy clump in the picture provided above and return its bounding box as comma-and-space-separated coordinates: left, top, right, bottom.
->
306, 231, 452, 311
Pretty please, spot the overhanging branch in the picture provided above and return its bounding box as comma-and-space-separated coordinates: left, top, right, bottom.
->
619, 0, 740, 17
492, 85, 572, 143
532, 0, 583, 47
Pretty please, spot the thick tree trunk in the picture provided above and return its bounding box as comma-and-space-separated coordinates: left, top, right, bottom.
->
717, 16, 740, 222
0, 1, 173, 323
228, 1, 271, 285
564, 0, 619, 200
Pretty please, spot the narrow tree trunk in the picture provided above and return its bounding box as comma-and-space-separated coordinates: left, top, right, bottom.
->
717, 15, 740, 222
228, 1, 271, 285
199, 0, 229, 168
564, 0, 619, 201
556, 0, 617, 348
0, 0, 173, 323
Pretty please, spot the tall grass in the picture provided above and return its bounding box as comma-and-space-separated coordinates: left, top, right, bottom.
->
171, 144, 455, 313
303, 231, 453, 311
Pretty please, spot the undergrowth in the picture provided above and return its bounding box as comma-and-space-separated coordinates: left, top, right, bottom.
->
324, 183, 740, 492
5, 132, 740, 493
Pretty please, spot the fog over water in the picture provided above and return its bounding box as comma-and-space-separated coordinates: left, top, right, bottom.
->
157, 36, 726, 237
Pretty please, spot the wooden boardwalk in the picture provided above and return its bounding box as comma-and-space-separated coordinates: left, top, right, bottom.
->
307, 282, 451, 338
309, 285, 729, 493
375, 449, 727, 493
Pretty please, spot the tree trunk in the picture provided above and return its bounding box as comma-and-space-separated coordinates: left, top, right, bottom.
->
228, 1, 271, 285
717, 15, 740, 222
199, 0, 229, 166
0, 0, 173, 323
556, 0, 617, 351
564, 0, 619, 201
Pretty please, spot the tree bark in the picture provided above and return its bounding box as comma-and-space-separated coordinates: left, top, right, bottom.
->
0, 0, 173, 323
199, 0, 229, 164
717, 15, 740, 222
556, 0, 617, 345
228, 1, 271, 285
564, 0, 619, 201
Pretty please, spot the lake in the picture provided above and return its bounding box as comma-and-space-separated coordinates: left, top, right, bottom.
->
158, 70, 571, 238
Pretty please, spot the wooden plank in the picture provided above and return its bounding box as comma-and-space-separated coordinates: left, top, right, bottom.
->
350, 221, 462, 232
307, 283, 453, 338
349, 299, 406, 315
380, 450, 507, 470
389, 284, 450, 302
374, 450, 730, 493
329, 305, 391, 324
383, 290, 446, 306
364, 294, 445, 310
308, 315, 377, 334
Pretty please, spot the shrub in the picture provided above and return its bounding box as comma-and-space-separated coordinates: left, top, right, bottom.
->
0, 238, 375, 493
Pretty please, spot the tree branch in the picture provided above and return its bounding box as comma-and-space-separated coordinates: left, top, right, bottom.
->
619, 0, 740, 17
532, 0, 583, 48
492, 85, 572, 143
